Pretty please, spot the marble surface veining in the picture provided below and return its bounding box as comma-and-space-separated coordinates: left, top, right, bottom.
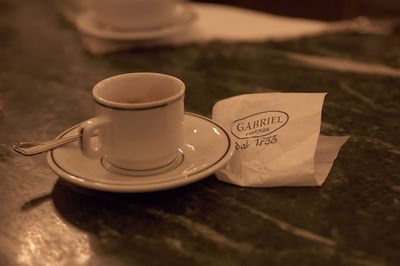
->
1, 0, 400, 265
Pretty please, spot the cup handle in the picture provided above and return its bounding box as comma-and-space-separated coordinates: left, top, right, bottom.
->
79, 117, 110, 159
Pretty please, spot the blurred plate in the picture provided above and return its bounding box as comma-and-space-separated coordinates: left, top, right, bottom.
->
76, 5, 197, 40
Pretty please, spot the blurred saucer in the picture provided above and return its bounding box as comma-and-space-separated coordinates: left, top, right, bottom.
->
47, 113, 234, 193
76, 5, 197, 40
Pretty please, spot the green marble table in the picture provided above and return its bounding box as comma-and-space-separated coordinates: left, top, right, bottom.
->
1, 1, 400, 265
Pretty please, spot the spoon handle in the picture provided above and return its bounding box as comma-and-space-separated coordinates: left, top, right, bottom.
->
13, 135, 79, 156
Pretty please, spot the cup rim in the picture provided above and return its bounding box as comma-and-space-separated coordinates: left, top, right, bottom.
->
92, 72, 185, 110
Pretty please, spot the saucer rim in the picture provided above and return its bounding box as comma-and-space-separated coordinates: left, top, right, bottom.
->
76, 4, 197, 40
47, 112, 234, 193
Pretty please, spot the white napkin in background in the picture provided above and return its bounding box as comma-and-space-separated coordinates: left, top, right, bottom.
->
160, 3, 331, 43
212, 93, 349, 187
57, 2, 343, 54
56, 1, 388, 54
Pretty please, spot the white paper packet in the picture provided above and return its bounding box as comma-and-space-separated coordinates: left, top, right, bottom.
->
212, 93, 349, 187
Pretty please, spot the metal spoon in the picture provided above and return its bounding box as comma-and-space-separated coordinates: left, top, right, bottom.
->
13, 135, 79, 156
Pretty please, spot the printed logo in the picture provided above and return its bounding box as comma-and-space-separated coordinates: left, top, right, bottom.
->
231, 111, 289, 139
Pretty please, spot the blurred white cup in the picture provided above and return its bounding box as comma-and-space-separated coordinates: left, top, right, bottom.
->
88, 0, 184, 30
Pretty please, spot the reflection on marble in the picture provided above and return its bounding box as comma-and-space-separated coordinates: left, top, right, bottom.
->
16, 212, 91, 266
286, 52, 400, 77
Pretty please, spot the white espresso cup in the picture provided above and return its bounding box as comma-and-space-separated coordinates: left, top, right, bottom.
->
79, 73, 185, 175
89, 0, 183, 31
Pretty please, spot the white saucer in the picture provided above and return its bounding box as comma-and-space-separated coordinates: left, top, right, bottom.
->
76, 5, 197, 41
47, 113, 234, 193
